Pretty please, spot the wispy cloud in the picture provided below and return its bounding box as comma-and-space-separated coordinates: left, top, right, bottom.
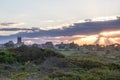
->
0, 22, 25, 27
0, 28, 39, 31
0, 28, 40, 36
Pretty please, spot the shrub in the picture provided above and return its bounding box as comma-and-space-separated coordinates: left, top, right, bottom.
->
44, 49, 64, 58
12, 45, 64, 63
85, 69, 120, 80
11, 72, 30, 80
0, 49, 17, 64
47, 72, 81, 80
66, 58, 106, 69
107, 63, 120, 70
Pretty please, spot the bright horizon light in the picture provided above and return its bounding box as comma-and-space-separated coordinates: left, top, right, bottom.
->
74, 30, 120, 45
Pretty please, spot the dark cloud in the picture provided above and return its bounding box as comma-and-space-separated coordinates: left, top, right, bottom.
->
0, 28, 39, 31
17, 18, 120, 37
0, 18, 120, 40
0, 22, 24, 27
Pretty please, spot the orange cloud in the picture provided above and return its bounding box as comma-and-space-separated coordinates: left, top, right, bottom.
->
100, 30, 120, 38
74, 30, 120, 45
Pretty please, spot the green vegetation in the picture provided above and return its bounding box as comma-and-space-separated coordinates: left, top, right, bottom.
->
0, 49, 17, 64
44, 58, 120, 80
9, 45, 64, 64
0, 45, 120, 80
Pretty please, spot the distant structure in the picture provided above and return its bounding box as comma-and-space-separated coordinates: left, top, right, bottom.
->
4, 41, 15, 48
55, 42, 68, 49
16, 36, 24, 47
41, 42, 54, 49
17, 36, 22, 44
55, 42, 79, 50
2, 36, 24, 48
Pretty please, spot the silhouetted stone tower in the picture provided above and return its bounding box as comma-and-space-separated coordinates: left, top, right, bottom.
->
17, 36, 22, 44
16, 36, 24, 47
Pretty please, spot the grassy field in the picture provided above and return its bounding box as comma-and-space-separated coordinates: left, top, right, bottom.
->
0, 47, 120, 80
58, 50, 120, 64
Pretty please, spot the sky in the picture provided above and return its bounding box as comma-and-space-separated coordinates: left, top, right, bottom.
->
0, 0, 120, 45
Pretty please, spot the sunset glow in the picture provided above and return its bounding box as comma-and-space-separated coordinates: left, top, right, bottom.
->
100, 31, 120, 38
73, 30, 120, 45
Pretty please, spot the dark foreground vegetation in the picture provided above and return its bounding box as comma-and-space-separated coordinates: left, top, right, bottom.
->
0, 45, 120, 80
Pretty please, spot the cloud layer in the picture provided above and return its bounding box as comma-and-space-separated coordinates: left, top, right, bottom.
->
13, 18, 120, 37
0, 28, 39, 31
0, 22, 24, 27
0, 18, 120, 44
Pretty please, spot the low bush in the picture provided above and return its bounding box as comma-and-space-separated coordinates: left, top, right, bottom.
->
82, 69, 120, 80
0, 49, 17, 64
46, 72, 81, 80
9, 45, 64, 63
65, 58, 106, 69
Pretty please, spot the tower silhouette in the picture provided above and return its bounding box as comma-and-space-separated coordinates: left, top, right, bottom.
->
17, 36, 22, 44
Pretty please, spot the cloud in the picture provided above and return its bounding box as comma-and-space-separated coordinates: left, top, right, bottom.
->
12, 18, 120, 38
0, 18, 120, 43
0, 28, 39, 31
0, 28, 40, 37
41, 20, 55, 23
0, 22, 25, 27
